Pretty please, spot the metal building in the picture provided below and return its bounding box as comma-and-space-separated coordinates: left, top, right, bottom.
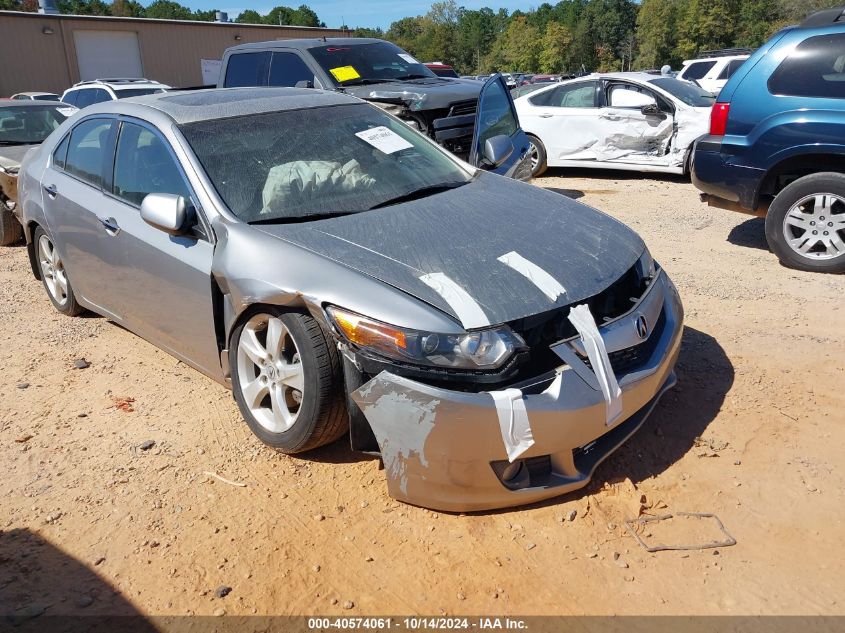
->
0, 10, 348, 95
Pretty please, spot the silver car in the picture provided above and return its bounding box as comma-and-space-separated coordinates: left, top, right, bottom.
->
17, 88, 683, 512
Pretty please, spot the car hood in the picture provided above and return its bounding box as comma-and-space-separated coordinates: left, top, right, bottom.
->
0, 143, 38, 172
343, 77, 482, 111
253, 173, 645, 329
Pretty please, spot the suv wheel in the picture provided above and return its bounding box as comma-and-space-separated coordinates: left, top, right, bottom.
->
766, 173, 845, 273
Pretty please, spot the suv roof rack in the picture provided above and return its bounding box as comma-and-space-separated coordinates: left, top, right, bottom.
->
800, 6, 845, 28
698, 48, 753, 58
74, 78, 156, 86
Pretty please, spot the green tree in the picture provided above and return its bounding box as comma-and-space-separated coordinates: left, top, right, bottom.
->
677, 0, 740, 58
144, 0, 193, 20
57, 0, 112, 15
457, 8, 498, 72
264, 5, 294, 25
490, 15, 541, 71
290, 4, 322, 27
353, 27, 385, 38
111, 0, 145, 16
538, 21, 572, 73
235, 9, 263, 23
635, 0, 684, 69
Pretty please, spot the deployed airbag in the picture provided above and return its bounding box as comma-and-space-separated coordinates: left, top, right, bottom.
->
261, 159, 375, 216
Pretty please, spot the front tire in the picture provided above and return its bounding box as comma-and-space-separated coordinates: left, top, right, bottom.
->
0, 196, 22, 246
33, 226, 84, 315
231, 309, 347, 453
526, 135, 548, 178
765, 173, 845, 273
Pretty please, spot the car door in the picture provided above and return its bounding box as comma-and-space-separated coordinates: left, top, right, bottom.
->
41, 116, 121, 316
96, 118, 219, 374
469, 74, 530, 178
518, 80, 601, 162
594, 81, 675, 165
268, 50, 325, 88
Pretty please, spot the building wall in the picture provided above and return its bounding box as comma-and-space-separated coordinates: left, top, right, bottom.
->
0, 11, 348, 95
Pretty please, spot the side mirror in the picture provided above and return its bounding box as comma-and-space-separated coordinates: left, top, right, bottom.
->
295, 80, 314, 89
610, 90, 656, 109
641, 103, 663, 116
140, 193, 188, 234
482, 134, 514, 168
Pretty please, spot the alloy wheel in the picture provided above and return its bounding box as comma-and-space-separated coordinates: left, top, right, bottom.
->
782, 193, 845, 261
236, 315, 304, 433
38, 235, 69, 306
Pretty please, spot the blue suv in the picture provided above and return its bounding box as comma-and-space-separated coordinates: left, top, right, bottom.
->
692, 6, 845, 273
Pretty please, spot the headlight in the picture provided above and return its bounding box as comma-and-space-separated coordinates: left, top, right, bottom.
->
636, 247, 656, 281
327, 306, 525, 370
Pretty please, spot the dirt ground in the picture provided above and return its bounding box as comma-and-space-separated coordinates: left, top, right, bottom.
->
1, 168, 843, 619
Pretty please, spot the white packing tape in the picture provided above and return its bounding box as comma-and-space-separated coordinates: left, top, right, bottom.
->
567, 304, 623, 426
497, 251, 566, 301
489, 388, 535, 462
419, 272, 490, 330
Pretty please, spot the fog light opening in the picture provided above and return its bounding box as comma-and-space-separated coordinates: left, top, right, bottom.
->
501, 460, 524, 483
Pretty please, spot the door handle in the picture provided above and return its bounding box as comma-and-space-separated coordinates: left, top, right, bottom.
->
538, 113, 553, 118
97, 216, 120, 235
43, 184, 57, 198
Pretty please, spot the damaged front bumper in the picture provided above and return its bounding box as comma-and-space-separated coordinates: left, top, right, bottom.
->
351, 271, 684, 512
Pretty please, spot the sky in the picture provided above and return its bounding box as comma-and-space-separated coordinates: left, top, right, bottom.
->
182, 1, 539, 30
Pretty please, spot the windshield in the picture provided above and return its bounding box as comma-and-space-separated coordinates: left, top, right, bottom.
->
308, 42, 438, 86
649, 78, 716, 107
33, 94, 60, 101
115, 88, 166, 99
0, 105, 72, 145
180, 103, 471, 223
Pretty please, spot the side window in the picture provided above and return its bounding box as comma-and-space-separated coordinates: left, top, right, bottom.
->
53, 134, 70, 170
63, 91, 79, 106
533, 82, 597, 108
224, 52, 270, 87
768, 34, 845, 99
682, 61, 717, 81
607, 83, 658, 108
64, 119, 112, 187
89, 88, 111, 104
269, 52, 315, 87
74, 89, 97, 109
112, 122, 191, 207
718, 58, 745, 80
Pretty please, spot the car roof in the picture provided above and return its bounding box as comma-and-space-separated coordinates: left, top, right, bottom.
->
67, 79, 168, 90
80, 87, 361, 125
227, 37, 385, 53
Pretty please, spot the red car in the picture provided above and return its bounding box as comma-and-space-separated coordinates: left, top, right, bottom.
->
424, 63, 459, 78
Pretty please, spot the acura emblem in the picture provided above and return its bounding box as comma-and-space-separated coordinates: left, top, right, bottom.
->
635, 314, 649, 340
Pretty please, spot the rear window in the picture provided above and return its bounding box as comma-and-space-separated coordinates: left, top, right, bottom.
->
114, 88, 166, 99
768, 33, 845, 99
650, 78, 716, 107
681, 61, 717, 80
717, 58, 746, 80
225, 52, 271, 87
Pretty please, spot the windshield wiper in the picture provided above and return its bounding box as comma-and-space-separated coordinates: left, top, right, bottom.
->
369, 182, 466, 210
393, 74, 433, 81
0, 140, 31, 146
341, 78, 393, 86
249, 211, 358, 225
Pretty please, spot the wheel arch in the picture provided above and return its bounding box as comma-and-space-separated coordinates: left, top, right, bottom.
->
758, 153, 845, 208
26, 220, 43, 280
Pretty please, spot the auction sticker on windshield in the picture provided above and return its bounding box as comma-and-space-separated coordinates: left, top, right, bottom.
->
330, 66, 361, 82
398, 53, 419, 65
57, 107, 77, 117
355, 126, 414, 154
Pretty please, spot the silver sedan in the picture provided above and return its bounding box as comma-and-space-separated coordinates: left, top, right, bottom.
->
16, 88, 683, 511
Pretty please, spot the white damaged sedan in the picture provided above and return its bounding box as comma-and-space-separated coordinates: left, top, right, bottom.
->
514, 72, 715, 177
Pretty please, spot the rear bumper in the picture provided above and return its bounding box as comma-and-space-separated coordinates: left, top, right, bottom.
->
691, 136, 765, 211
352, 271, 684, 512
